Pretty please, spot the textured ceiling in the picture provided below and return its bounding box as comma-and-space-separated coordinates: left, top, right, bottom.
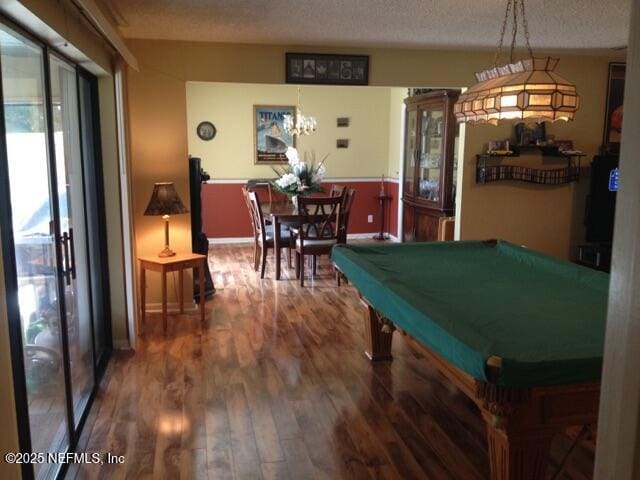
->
101, 0, 631, 50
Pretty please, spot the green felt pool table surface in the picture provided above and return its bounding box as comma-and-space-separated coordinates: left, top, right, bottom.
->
331, 240, 610, 387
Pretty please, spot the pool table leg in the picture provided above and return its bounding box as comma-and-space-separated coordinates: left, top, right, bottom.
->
361, 298, 393, 361
484, 419, 556, 480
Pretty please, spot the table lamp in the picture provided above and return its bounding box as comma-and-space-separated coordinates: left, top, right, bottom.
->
144, 182, 189, 257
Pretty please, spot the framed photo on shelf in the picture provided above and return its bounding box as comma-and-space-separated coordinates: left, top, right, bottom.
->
286, 53, 369, 85
253, 105, 296, 164
602, 62, 626, 152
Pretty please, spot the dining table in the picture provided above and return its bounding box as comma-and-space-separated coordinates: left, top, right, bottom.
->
261, 202, 300, 280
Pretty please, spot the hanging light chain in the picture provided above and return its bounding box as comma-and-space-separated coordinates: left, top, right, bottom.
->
494, 0, 514, 67
519, 0, 534, 59
510, 0, 518, 63
494, 0, 535, 66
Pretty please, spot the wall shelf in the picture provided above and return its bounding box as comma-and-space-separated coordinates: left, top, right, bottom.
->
476, 153, 583, 185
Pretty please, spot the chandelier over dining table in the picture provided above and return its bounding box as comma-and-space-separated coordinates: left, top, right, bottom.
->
284, 86, 317, 136
454, 0, 580, 125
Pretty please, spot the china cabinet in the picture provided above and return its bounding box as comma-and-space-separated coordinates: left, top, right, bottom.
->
402, 90, 460, 242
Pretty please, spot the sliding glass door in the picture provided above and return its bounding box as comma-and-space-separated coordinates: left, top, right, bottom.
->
0, 19, 111, 480
77, 71, 110, 370
0, 24, 70, 480
48, 55, 95, 428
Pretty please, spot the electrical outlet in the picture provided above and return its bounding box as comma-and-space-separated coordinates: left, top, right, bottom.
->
367, 214, 374, 223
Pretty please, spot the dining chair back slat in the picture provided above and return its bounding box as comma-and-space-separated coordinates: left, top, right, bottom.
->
242, 187, 257, 236
248, 191, 270, 239
338, 188, 356, 244
297, 196, 342, 242
294, 195, 342, 287
329, 184, 346, 199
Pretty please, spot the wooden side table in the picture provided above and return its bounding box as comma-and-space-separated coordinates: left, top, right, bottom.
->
139, 253, 207, 334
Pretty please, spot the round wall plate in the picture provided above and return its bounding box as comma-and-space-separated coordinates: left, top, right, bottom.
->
197, 121, 216, 141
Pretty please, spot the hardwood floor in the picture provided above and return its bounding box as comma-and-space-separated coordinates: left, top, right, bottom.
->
68, 244, 595, 479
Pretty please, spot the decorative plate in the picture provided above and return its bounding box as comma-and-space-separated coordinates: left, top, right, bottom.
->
197, 121, 216, 141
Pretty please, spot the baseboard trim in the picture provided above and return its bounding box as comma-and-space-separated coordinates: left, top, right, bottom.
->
347, 232, 385, 239
144, 301, 198, 313
209, 236, 254, 245
209, 232, 400, 245
205, 177, 400, 185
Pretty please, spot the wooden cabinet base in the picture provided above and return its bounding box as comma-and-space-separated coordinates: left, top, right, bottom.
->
402, 199, 452, 242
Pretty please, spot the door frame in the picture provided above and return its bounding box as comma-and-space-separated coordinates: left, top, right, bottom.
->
76, 67, 113, 375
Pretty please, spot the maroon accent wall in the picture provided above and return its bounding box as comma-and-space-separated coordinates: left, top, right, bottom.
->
202, 180, 399, 239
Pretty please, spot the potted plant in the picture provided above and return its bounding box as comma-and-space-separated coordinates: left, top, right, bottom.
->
271, 147, 327, 207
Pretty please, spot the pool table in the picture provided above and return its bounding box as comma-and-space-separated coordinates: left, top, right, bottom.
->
332, 240, 609, 480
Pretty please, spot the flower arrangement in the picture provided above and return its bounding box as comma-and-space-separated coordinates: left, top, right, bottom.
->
271, 147, 327, 198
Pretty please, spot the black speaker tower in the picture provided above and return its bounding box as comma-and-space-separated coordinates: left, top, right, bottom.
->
189, 156, 215, 300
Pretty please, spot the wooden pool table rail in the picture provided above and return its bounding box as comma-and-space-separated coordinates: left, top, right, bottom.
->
353, 286, 600, 480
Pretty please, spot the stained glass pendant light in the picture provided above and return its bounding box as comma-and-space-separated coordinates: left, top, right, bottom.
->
454, 0, 579, 125
284, 87, 317, 136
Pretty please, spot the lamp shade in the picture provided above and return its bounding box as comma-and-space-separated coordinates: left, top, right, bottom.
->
144, 182, 189, 216
454, 57, 579, 125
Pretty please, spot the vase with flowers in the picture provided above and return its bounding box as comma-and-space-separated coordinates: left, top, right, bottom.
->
271, 147, 327, 207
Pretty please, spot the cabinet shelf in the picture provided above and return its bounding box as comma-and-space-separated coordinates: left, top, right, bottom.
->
482, 145, 586, 160
476, 153, 581, 185
476, 164, 580, 185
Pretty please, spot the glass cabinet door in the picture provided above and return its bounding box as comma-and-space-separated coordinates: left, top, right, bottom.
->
403, 109, 418, 196
418, 107, 444, 203
451, 122, 461, 208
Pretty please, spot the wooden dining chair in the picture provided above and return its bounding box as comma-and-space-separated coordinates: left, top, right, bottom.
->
247, 191, 291, 278
338, 188, 356, 244
294, 195, 341, 286
241, 187, 260, 271
329, 184, 346, 198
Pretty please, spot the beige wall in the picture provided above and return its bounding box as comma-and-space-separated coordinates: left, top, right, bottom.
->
126, 38, 623, 313
387, 88, 407, 179
458, 53, 615, 258
187, 82, 394, 179
126, 51, 192, 306
0, 229, 21, 479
